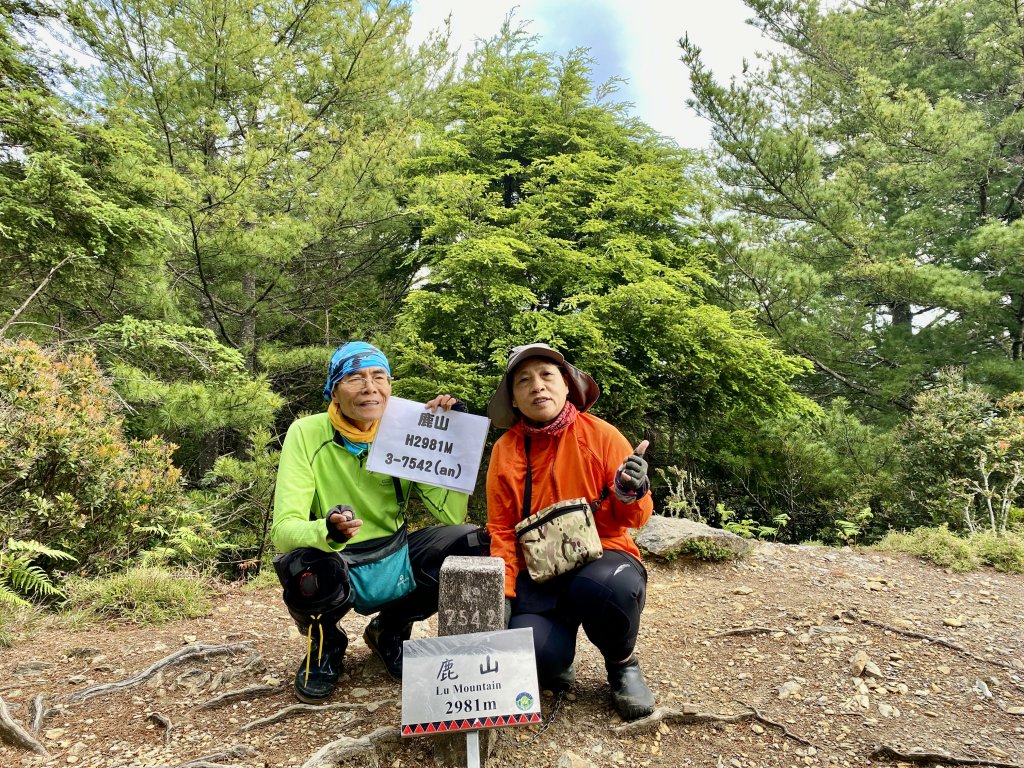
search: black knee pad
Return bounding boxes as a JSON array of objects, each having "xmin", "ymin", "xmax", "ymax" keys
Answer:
[{"xmin": 274, "ymin": 548, "xmax": 352, "ymax": 616}]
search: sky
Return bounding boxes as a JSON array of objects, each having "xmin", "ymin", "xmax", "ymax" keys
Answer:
[{"xmin": 407, "ymin": 0, "xmax": 782, "ymax": 151}]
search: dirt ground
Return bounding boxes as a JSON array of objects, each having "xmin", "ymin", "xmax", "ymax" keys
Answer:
[{"xmin": 1, "ymin": 541, "xmax": 1023, "ymax": 768}]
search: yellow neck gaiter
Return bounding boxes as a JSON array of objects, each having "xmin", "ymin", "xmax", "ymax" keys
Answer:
[{"xmin": 328, "ymin": 401, "xmax": 379, "ymax": 445}]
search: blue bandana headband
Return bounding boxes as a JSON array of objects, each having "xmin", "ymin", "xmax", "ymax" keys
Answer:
[{"xmin": 323, "ymin": 341, "xmax": 391, "ymax": 401}]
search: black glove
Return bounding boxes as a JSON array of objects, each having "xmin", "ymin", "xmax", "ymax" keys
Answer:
[
  {"xmin": 503, "ymin": 598, "xmax": 512, "ymax": 628},
  {"xmin": 325, "ymin": 505, "xmax": 355, "ymax": 543},
  {"xmin": 617, "ymin": 453, "xmax": 648, "ymax": 492}
]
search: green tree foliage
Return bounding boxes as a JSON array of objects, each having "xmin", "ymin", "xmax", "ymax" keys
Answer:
[
  {"xmin": 710, "ymin": 399, "xmax": 899, "ymax": 541},
  {"xmin": 69, "ymin": 0, "xmax": 453, "ymax": 365},
  {"xmin": 0, "ymin": 339, "xmax": 210, "ymax": 570},
  {"xmin": 683, "ymin": 0, "xmax": 1023, "ymax": 419},
  {"xmin": 88, "ymin": 317, "xmax": 283, "ymax": 478},
  {"xmin": 0, "ymin": 0, "xmax": 174, "ymax": 336},
  {"xmin": 190, "ymin": 429, "xmax": 280, "ymax": 576},
  {"xmin": 393, "ymin": 22, "xmax": 810, "ymax": 475}
]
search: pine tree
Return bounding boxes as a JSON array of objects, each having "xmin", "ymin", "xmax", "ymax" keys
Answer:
[
  {"xmin": 683, "ymin": 0, "xmax": 1023, "ymax": 420},
  {"xmin": 69, "ymin": 0, "xmax": 452, "ymax": 367},
  {"xmin": 0, "ymin": 0, "xmax": 172, "ymax": 337}
]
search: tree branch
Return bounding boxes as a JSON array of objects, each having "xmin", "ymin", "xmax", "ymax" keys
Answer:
[{"xmin": 1, "ymin": 255, "xmax": 76, "ymax": 337}]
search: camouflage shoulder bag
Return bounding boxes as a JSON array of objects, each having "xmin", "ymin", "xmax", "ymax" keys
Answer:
[{"xmin": 514, "ymin": 436, "xmax": 605, "ymax": 583}]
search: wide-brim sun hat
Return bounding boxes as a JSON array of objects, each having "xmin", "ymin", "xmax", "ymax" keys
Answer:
[{"xmin": 486, "ymin": 343, "xmax": 600, "ymax": 429}]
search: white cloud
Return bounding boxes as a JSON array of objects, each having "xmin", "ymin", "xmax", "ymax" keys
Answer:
[{"xmin": 407, "ymin": 0, "xmax": 782, "ymax": 149}]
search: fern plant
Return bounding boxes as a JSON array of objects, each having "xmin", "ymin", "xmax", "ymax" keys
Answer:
[{"xmin": 0, "ymin": 539, "xmax": 78, "ymax": 606}]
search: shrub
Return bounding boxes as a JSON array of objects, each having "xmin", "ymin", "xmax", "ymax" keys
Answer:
[
  {"xmin": 63, "ymin": 567, "xmax": 213, "ymax": 624},
  {"xmin": 875, "ymin": 525, "xmax": 980, "ymax": 571},
  {"xmin": 0, "ymin": 340, "xmax": 191, "ymax": 571},
  {"xmin": 678, "ymin": 538, "xmax": 742, "ymax": 562},
  {"xmin": 241, "ymin": 566, "xmax": 281, "ymax": 592},
  {"xmin": 0, "ymin": 608, "xmax": 13, "ymax": 648},
  {"xmin": 720, "ymin": 505, "xmax": 790, "ymax": 541},
  {"xmin": 873, "ymin": 525, "xmax": 1024, "ymax": 572},
  {"xmin": 972, "ymin": 529, "xmax": 1024, "ymax": 573},
  {"xmin": 895, "ymin": 371, "xmax": 1024, "ymax": 533}
]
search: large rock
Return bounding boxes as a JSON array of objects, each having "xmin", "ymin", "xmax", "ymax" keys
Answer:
[{"xmin": 634, "ymin": 515, "xmax": 755, "ymax": 560}]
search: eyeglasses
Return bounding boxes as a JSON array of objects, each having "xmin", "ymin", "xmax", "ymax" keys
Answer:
[{"xmin": 337, "ymin": 371, "xmax": 393, "ymax": 390}]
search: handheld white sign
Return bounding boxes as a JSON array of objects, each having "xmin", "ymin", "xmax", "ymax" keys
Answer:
[
  {"xmin": 365, "ymin": 396, "xmax": 489, "ymax": 494},
  {"xmin": 400, "ymin": 628, "xmax": 541, "ymax": 736}
]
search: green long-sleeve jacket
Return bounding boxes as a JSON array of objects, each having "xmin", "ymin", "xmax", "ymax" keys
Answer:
[{"xmin": 271, "ymin": 412, "xmax": 469, "ymax": 553}]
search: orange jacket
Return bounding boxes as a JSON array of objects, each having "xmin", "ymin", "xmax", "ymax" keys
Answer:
[{"xmin": 486, "ymin": 412, "xmax": 654, "ymax": 597}]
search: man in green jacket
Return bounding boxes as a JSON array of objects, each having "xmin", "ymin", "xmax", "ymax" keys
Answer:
[{"xmin": 272, "ymin": 341, "xmax": 486, "ymax": 703}]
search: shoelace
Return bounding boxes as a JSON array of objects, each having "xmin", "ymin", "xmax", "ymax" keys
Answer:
[{"xmin": 304, "ymin": 613, "xmax": 324, "ymax": 685}]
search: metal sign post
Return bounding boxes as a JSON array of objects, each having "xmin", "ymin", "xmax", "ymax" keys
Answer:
[{"xmin": 466, "ymin": 730, "xmax": 480, "ymax": 768}]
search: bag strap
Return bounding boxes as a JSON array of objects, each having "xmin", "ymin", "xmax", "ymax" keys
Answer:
[
  {"xmin": 522, "ymin": 433, "xmax": 610, "ymax": 519},
  {"xmin": 521, "ymin": 436, "xmax": 533, "ymax": 520},
  {"xmin": 392, "ymin": 475, "xmax": 407, "ymax": 528}
]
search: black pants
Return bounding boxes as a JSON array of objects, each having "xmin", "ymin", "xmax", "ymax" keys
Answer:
[
  {"xmin": 509, "ymin": 549, "xmax": 647, "ymax": 682},
  {"xmin": 278, "ymin": 524, "xmax": 486, "ymax": 632}
]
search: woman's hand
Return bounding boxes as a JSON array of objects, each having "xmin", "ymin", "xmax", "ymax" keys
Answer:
[{"xmin": 615, "ymin": 440, "xmax": 650, "ymax": 498}]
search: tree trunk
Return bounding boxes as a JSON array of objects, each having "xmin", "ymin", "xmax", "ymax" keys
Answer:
[
  {"xmin": 890, "ymin": 301, "xmax": 912, "ymax": 334},
  {"xmin": 1012, "ymin": 295, "xmax": 1024, "ymax": 361}
]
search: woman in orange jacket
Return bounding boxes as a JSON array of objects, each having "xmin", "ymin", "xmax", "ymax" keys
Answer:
[{"xmin": 485, "ymin": 343, "xmax": 656, "ymax": 721}]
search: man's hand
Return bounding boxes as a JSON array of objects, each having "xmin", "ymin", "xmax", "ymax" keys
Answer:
[
  {"xmin": 327, "ymin": 505, "xmax": 362, "ymax": 540},
  {"xmin": 424, "ymin": 394, "xmax": 466, "ymax": 413},
  {"xmin": 615, "ymin": 440, "xmax": 650, "ymax": 494}
]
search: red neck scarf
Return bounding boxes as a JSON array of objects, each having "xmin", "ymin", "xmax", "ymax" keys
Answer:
[{"xmin": 521, "ymin": 401, "xmax": 578, "ymax": 438}]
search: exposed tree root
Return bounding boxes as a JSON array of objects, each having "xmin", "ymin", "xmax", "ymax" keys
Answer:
[
  {"xmin": 149, "ymin": 711, "xmax": 173, "ymax": 746},
  {"xmin": 200, "ymin": 683, "xmax": 284, "ymax": 709},
  {"xmin": 238, "ymin": 699, "xmax": 392, "ymax": 733},
  {"xmin": 871, "ymin": 744, "xmax": 1023, "ymax": 767},
  {"xmin": 0, "ymin": 695, "xmax": 48, "ymax": 755},
  {"xmin": 30, "ymin": 694, "xmax": 45, "ymax": 734},
  {"xmin": 300, "ymin": 726, "xmax": 400, "ymax": 768},
  {"xmin": 610, "ymin": 702, "xmax": 813, "ymax": 746},
  {"xmin": 710, "ymin": 626, "xmax": 780, "ymax": 638},
  {"xmin": 27, "ymin": 694, "xmax": 63, "ymax": 736},
  {"xmin": 66, "ymin": 642, "xmax": 254, "ymax": 703},
  {"xmin": 147, "ymin": 744, "xmax": 255, "ymax": 768},
  {"xmin": 740, "ymin": 702, "xmax": 814, "ymax": 746},
  {"xmin": 842, "ymin": 610, "xmax": 1014, "ymax": 671}
]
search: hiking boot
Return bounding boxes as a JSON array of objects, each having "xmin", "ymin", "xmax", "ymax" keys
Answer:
[
  {"xmin": 363, "ymin": 616, "xmax": 411, "ymax": 680},
  {"xmin": 293, "ymin": 619, "xmax": 348, "ymax": 704},
  {"xmin": 540, "ymin": 663, "xmax": 576, "ymax": 693},
  {"xmin": 607, "ymin": 656, "xmax": 655, "ymax": 720}
]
